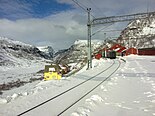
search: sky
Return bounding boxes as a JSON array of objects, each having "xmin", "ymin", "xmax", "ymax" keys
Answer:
[{"xmin": 0, "ymin": 0, "xmax": 155, "ymax": 50}]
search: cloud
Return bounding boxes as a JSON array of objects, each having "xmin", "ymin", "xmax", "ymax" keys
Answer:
[
  {"xmin": 57, "ymin": 0, "xmax": 155, "ymax": 16},
  {"xmin": 0, "ymin": 0, "xmax": 34, "ymax": 20},
  {"xmin": 0, "ymin": 10, "xmax": 87, "ymax": 50},
  {"xmin": 0, "ymin": 0, "xmax": 73, "ymax": 20},
  {"xmin": 0, "ymin": 0, "xmax": 155, "ymax": 50}
]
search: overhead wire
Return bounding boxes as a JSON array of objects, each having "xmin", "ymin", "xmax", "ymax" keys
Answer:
[
  {"xmin": 71, "ymin": 0, "xmax": 87, "ymax": 12},
  {"xmin": 89, "ymin": 0, "xmax": 106, "ymax": 17},
  {"xmin": 71, "ymin": 0, "xmax": 96, "ymax": 18},
  {"xmin": 147, "ymin": 0, "xmax": 150, "ymax": 13},
  {"xmin": 71, "ymin": 0, "xmax": 116, "ymax": 38},
  {"xmin": 91, "ymin": 23, "xmax": 114, "ymax": 37},
  {"xmin": 101, "ymin": 29, "xmax": 122, "ymax": 32}
]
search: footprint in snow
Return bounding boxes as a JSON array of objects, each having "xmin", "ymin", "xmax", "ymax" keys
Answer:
[
  {"xmin": 133, "ymin": 100, "xmax": 140, "ymax": 103},
  {"xmin": 147, "ymin": 94, "xmax": 155, "ymax": 98}
]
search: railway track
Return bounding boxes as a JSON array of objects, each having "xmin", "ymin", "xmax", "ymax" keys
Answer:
[{"xmin": 17, "ymin": 59, "xmax": 121, "ymax": 116}]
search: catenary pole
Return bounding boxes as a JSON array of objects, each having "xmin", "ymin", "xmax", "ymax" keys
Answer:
[{"xmin": 87, "ymin": 8, "xmax": 92, "ymax": 69}]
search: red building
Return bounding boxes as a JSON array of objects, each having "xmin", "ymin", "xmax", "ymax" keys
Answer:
[
  {"xmin": 125, "ymin": 48, "xmax": 138, "ymax": 55},
  {"xmin": 138, "ymin": 48, "xmax": 155, "ymax": 55},
  {"xmin": 109, "ymin": 44, "xmax": 122, "ymax": 51},
  {"xmin": 109, "ymin": 44, "xmax": 126, "ymax": 55}
]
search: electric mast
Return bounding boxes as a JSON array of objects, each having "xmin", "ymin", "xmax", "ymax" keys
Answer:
[{"xmin": 87, "ymin": 8, "xmax": 92, "ymax": 69}]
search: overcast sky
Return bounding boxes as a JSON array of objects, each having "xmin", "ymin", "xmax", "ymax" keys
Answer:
[{"xmin": 0, "ymin": 0, "xmax": 155, "ymax": 50}]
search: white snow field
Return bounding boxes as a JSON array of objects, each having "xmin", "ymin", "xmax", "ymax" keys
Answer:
[
  {"xmin": 71, "ymin": 55, "xmax": 155, "ymax": 116},
  {"xmin": 0, "ymin": 55, "xmax": 155, "ymax": 116}
]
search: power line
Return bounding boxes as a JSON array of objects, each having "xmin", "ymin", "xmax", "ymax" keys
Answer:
[
  {"xmin": 71, "ymin": 0, "xmax": 87, "ymax": 12},
  {"xmin": 91, "ymin": 23, "xmax": 114, "ymax": 37},
  {"xmin": 75, "ymin": 0, "xmax": 88, "ymax": 10},
  {"xmin": 147, "ymin": 0, "xmax": 151, "ymax": 13},
  {"xmin": 101, "ymin": 29, "xmax": 123, "ymax": 32},
  {"xmin": 71, "ymin": 0, "xmax": 95, "ymax": 18},
  {"xmin": 89, "ymin": 0, "xmax": 106, "ymax": 17}
]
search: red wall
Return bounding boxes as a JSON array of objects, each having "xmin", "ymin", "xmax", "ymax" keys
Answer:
[
  {"xmin": 138, "ymin": 49, "xmax": 155, "ymax": 55},
  {"xmin": 126, "ymin": 48, "xmax": 138, "ymax": 55},
  {"xmin": 95, "ymin": 54, "xmax": 102, "ymax": 60}
]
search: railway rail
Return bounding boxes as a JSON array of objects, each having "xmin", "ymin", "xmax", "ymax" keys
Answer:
[{"xmin": 17, "ymin": 59, "xmax": 121, "ymax": 116}]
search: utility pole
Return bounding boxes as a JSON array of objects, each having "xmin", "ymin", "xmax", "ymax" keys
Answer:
[
  {"xmin": 104, "ymin": 33, "xmax": 106, "ymax": 40},
  {"xmin": 87, "ymin": 8, "xmax": 92, "ymax": 69},
  {"xmin": 104, "ymin": 33, "xmax": 107, "ymax": 58}
]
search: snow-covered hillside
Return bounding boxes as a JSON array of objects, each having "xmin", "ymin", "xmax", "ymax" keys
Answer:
[
  {"xmin": 0, "ymin": 37, "xmax": 53, "ymax": 103},
  {"xmin": 0, "ymin": 37, "xmax": 51, "ymax": 69},
  {"xmin": 118, "ymin": 14, "xmax": 155, "ymax": 48},
  {"xmin": 54, "ymin": 39, "xmax": 105, "ymax": 64},
  {"xmin": 37, "ymin": 46, "xmax": 54, "ymax": 58}
]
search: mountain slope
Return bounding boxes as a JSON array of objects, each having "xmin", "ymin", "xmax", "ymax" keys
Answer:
[
  {"xmin": 118, "ymin": 14, "xmax": 155, "ymax": 48},
  {"xmin": 37, "ymin": 46, "xmax": 54, "ymax": 58},
  {"xmin": 0, "ymin": 37, "xmax": 50, "ymax": 68},
  {"xmin": 54, "ymin": 40, "xmax": 105, "ymax": 64}
]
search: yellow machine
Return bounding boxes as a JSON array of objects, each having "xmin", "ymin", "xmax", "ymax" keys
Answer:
[{"xmin": 44, "ymin": 64, "xmax": 62, "ymax": 80}]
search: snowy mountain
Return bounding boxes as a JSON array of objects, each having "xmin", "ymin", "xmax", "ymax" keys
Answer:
[
  {"xmin": 37, "ymin": 46, "xmax": 54, "ymax": 58},
  {"xmin": 0, "ymin": 37, "xmax": 50, "ymax": 68},
  {"xmin": 118, "ymin": 14, "xmax": 155, "ymax": 48},
  {"xmin": 54, "ymin": 39, "xmax": 105, "ymax": 64}
]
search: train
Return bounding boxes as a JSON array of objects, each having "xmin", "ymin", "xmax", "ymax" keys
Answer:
[
  {"xmin": 106, "ymin": 50, "xmax": 116, "ymax": 59},
  {"xmin": 44, "ymin": 63, "xmax": 70, "ymax": 81},
  {"xmin": 94, "ymin": 50, "xmax": 116, "ymax": 60}
]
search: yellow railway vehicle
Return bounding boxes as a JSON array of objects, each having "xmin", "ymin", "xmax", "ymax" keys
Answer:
[{"xmin": 44, "ymin": 64, "xmax": 62, "ymax": 80}]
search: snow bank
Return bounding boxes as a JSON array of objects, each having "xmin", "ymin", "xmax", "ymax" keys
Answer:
[{"xmin": 0, "ymin": 98, "xmax": 7, "ymax": 104}]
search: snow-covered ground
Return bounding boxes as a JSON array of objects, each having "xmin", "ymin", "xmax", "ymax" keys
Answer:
[
  {"xmin": 0, "ymin": 60, "xmax": 47, "ymax": 103},
  {"xmin": 71, "ymin": 55, "xmax": 155, "ymax": 116},
  {"xmin": 0, "ymin": 55, "xmax": 155, "ymax": 116},
  {"xmin": 0, "ymin": 61, "xmax": 45, "ymax": 83}
]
